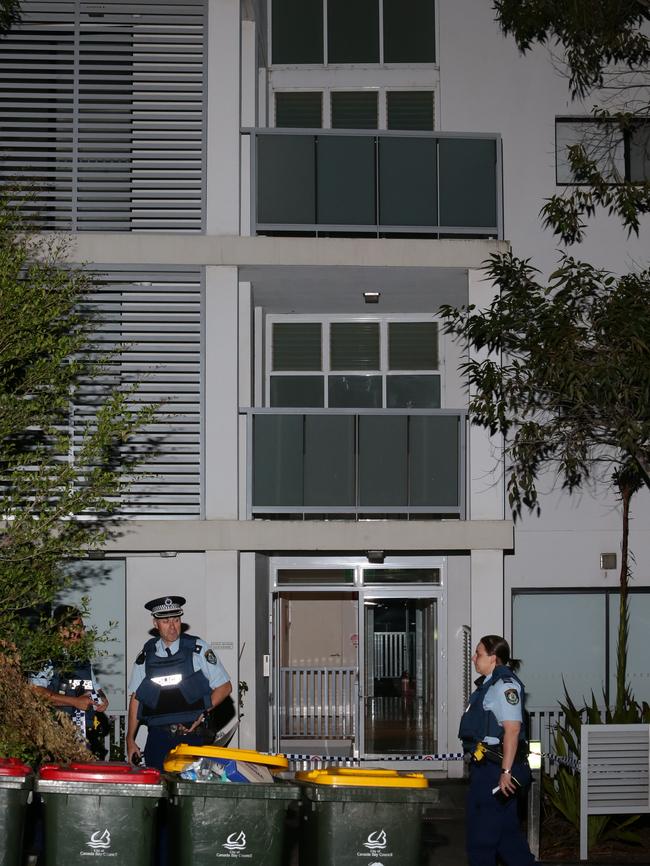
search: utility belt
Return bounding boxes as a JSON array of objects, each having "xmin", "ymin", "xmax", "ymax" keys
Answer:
[{"xmin": 467, "ymin": 740, "xmax": 529, "ymax": 766}]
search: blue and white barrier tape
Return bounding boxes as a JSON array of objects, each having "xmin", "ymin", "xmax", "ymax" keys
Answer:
[{"xmin": 285, "ymin": 752, "xmax": 465, "ymax": 764}]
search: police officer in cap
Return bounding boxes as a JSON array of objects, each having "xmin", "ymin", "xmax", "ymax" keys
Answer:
[
  {"xmin": 126, "ymin": 595, "xmax": 232, "ymax": 770},
  {"xmin": 458, "ymin": 634, "xmax": 535, "ymax": 866}
]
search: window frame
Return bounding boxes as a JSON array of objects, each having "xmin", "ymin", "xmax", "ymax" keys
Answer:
[
  {"xmin": 269, "ymin": 0, "xmax": 437, "ymax": 67},
  {"xmin": 264, "ymin": 313, "xmax": 443, "ymax": 409},
  {"xmin": 555, "ymin": 116, "xmax": 650, "ymax": 186},
  {"xmin": 273, "ymin": 86, "xmax": 435, "ymax": 131}
]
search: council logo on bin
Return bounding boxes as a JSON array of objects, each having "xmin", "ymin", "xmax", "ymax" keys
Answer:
[
  {"xmin": 86, "ymin": 829, "xmax": 111, "ymax": 851},
  {"xmin": 223, "ymin": 831, "xmax": 247, "ymax": 852},
  {"xmin": 363, "ymin": 830, "xmax": 387, "ymax": 851}
]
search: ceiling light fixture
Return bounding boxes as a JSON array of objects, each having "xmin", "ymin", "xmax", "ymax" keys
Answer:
[{"xmin": 363, "ymin": 291, "xmax": 381, "ymax": 304}]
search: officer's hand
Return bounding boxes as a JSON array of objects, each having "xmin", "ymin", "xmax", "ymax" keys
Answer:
[
  {"xmin": 72, "ymin": 693, "xmax": 94, "ymax": 711},
  {"xmin": 93, "ymin": 694, "xmax": 109, "ymax": 712},
  {"xmin": 499, "ymin": 772, "xmax": 516, "ymax": 796},
  {"xmin": 127, "ymin": 738, "xmax": 142, "ymax": 765}
]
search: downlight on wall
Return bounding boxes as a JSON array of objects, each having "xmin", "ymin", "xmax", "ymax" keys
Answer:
[{"xmin": 363, "ymin": 291, "xmax": 381, "ymax": 304}]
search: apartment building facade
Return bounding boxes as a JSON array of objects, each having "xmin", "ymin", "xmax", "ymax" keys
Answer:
[{"xmin": 1, "ymin": 0, "xmax": 648, "ymax": 771}]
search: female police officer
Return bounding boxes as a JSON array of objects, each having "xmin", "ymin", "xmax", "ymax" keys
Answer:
[{"xmin": 458, "ymin": 634, "xmax": 535, "ymax": 866}]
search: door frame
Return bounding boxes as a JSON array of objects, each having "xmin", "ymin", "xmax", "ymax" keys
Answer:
[{"xmin": 269, "ymin": 555, "xmax": 447, "ymax": 759}]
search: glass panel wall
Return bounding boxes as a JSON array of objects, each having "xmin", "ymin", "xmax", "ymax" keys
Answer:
[
  {"xmin": 438, "ymin": 138, "xmax": 497, "ymax": 228},
  {"xmin": 316, "ymin": 136, "xmax": 376, "ymax": 225},
  {"xmin": 378, "ymin": 137, "xmax": 437, "ymax": 226},
  {"xmin": 271, "ymin": 0, "xmax": 323, "ymax": 64}
]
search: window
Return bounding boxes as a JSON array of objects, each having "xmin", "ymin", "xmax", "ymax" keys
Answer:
[
  {"xmin": 267, "ymin": 317, "xmax": 441, "ymax": 408},
  {"xmin": 556, "ymin": 118, "xmax": 650, "ymax": 184},
  {"xmin": 271, "ymin": 0, "xmax": 435, "ymax": 65},
  {"xmin": 275, "ymin": 92, "xmax": 323, "ymax": 128},
  {"xmin": 512, "ymin": 590, "xmax": 650, "ymax": 707},
  {"xmin": 273, "ymin": 89, "xmax": 434, "ymax": 131}
]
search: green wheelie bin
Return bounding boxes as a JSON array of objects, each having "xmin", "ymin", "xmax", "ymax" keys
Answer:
[
  {"xmin": 36, "ymin": 762, "xmax": 165, "ymax": 866},
  {"xmin": 164, "ymin": 744, "xmax": 300, "ymax": 865},
  {"xmin": 297, "ymin": 767, "xmax": 437, "ymax": 866},
  {"xmin": 0, "ymin": 758, "xmax": 33, "ymax": 866}
]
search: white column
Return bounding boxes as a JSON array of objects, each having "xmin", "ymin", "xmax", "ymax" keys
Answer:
[
  {"xmin": 206, "ymin": 0, "xmax": 240, "ymax": 234},
  {"xmin": 470, "ymin": 549, "xmax": 504, "ymax": 642},
  {"xmin": 467, "ymin": 267, "xmax": 505, "ymax": 520},
  {"xmin": 205, "ymin": 266, "xmax": 239, "ymax": 519},
  {"xmin": 204, "ymin": 550, "xmax": 239, "ymax": 703},
  {"xmin": 238, "ymin": 552, "xmax": 257, "ymax": 749},
  {"xmin": 238, "ymin": 282, "xmax": 252, "ymax": 519}
]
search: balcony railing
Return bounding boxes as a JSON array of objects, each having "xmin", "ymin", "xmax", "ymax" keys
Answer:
[
  {"xmin": 243, "ymin": 409, "xmax": 466, "ymax": 519},
  {"xmin": 245, "ymin": 128, "xmax": 502, "ymax": 238}
]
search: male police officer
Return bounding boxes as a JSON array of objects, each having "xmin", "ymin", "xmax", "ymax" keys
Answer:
[{"xmin": 126, "ymin": 595, "xmax": 232, "ymax": 770}]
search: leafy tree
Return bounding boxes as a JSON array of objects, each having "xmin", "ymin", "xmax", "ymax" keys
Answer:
[
  {"xmin": 0, "ymin": 191, "xmax": 155, "ymax": 760},
  {"xmin": 0, "ymin": 0, "xmax": 21, "ymax": 36},
  {"xmin": 495, "ymin": 0, "xmax": 650, "ymax": 241}
]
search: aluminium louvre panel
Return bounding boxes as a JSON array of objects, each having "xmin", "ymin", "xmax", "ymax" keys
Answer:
[
  {"xmin": 73, "ymin": 266, "xmax": 203, "ymax": 518},
  {"xmin": 0, "ymin": 0, "xmax": 206, "ymax": 232}
]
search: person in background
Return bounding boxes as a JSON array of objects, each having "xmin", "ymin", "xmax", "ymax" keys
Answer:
[
  {"xmin": 458, "ymin": 634, "xmax": 535, "ymax": 866},
  {"xmin": 30, "ymin": 604, "xmax": 109, "ymax": 758},
  {"xmin": 126, "ymin": 595, "xmax": 232, "ymax": 770}
]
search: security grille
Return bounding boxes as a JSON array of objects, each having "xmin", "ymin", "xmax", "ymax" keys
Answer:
[
  {"xmin": 78, "ymin": 266, "xmax": 204, "ymax": 517},
  {"xmin": 0, "ymin": 0, "xmax": 206, "ymax": 231}
]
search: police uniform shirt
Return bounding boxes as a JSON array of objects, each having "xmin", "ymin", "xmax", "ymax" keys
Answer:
[
  {"xmin": 127, "ymin": 636, "xmax": 230, "ymax": 695},
  {"xmin": 481, "ymin": 673, "xmax": 524, "ymax": 745},
  {"xmin": 29, "ymin": 663, "xmax": 101, "ymax": 693}
]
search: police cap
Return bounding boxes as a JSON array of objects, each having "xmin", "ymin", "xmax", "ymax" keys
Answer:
[{"xmin": 145, "ymin": 595, "xmax": 185, "ymax": 619}]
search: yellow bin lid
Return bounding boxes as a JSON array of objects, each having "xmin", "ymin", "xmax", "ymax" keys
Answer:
[
  {"xmin": 164, "ymin": 744, "xmax": 289, "ymax": 770},
  {"xmin": 295, "ymin": 767, "xmax": 429, "ymax": 788}
]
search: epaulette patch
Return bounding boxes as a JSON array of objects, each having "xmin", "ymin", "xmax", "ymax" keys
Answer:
[{"xmin": 193, "ymin": 644, "xmax": 202, "ymax": 654}]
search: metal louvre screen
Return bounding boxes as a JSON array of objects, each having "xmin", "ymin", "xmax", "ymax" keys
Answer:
[
  {"xmin": 78, "ymin": 266, "xmax": 203, "ymax": 517},
  {"xmin": 0, "ymin": 0, "xmax": 206, "ymax": 231}
]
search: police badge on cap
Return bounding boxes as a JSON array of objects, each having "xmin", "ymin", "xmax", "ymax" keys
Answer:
[{"xmin": 145, "ymin": 595, "xmax": 185, "ymax": 619}]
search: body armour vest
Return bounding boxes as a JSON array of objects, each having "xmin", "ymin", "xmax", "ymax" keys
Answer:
[
  {"xmin": 135, "ymin": 634, "xmax": 212, "ymax": 727},
  {"xmin": 458, "ymin": 665, "xmax": 527, "ymax": 750},
  {"xmin": 50, "ymin": 659, "xmax": 95, "ymax": 726}
]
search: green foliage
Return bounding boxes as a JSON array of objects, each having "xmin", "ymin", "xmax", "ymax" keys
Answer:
[
  {"xmin": 0, "ymin": 189, "xmax": 155, "ymax": 670},
  {"xmin": 0, "ymin": 0, "xmax": 21, "ymax": 36},
  {"xmin": 544, "ymin": 682, "xmax": 650, "ymax": 848},
  {"xmin": 441, "ymin": 253, "xmax": 650, "ymax": 516}
]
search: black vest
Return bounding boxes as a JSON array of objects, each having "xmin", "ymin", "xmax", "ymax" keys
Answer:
[
  {"xmin": 135, "ymin": 634, "xmax": 212, "ymax": 727},
  {"xmin": 458, "ymin": 665, "xmax": 527, "ymax": 750},
  {"xmin": 50, "ymin": 659, "xmax": 95, "ymax": 725}
]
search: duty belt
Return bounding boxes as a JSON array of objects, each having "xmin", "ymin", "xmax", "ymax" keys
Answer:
[{"xmin": 470, "ymin": 741, "xmax": 529, "ymax": 765}]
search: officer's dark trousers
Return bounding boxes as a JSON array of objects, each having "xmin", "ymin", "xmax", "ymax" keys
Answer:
[
  {"xmin": 143, "ymin": 726, "xmax": 205, "ymax": 770},
  {"xmin": 466, "ymin": 762, "xmax": 535, "ymax": 866}
]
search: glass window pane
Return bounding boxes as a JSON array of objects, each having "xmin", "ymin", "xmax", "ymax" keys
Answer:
[
  {"xmin": 363, "ymin": 568, "xmax": 441, "ymax": 584},
  {"xmin": 253, "ymin": 414, "xmax": 304, "ymax": 506},
  {"xmin": 358, "ymin": 415, "xmax": 407, "ymax": 506},
  {"xmin": 389, "ymin": 322, "xmax": 438, "ymax": 369},
  {"xmin": 277, "ymin": 569, "xmax": 355, "ymax": 584},
  {"xmin": 270, "ymin": 376, "xmax": 324, "ymax": 407},
  {"xmin": 555, "ymin": 119, "xmax": 624, "ymax": 184},
  {"xmin": 608, "ymin": 592, "xmax": 650, "ymax": 705},
  {"xmin": 330, "ymin": 322, "xmax": 380, "ymax": 370},
  {"xmin": 387, "ymin": 91, "xmax": 434, "ymax": 131},
  {"xmin": 328, "ymin": 0, "xmax": 379, "ymax": 63},
  {"xmin": 629, "ymin": 122, "xmax": 650, "ymax": 182},
  {"xmin": 272, "ymin": 0, "xmax": 323, "ymax": 64},
  {"xmin": 275, "ymin": 92, "xmax": 323, "ymax": 128},
  {"xmin": 257, "ymin": 134, "xmax": 315, "ymax": 225},
  {"xmin": 387, "ymin": 375, "xmax": 440, "ymax": 408},
  {"xmin": 331, "ymin": 91, "xmax": 378, "ymax": 129},
  {"xmin": 378, "ymin": 137, "xmax": 437, "ymax": 227},
  {"xmin": 383, "ymin": 0, "xmax": 435, "ymax": 62},
  {"xmin": 317, "ymin": 135, "xmax": 376, "ymax": 225},
  {"xmin": 409, "ymin": 415, "xmax": 459, "ymax": 507},
  {"xmin": 513, "ymin": 593, "xmax": 606, "ymax": 707},
  {"xmin": 329, "ymin": 375, "xmax": 382, "ymax": 408},
  {"xmin": 273, "ymin": 322, "xmax": 322, "ymax": 371},
  {"xmin": 438, "ymin": 138, "xmax": 497, "ymax": 229},
  {"xmin": 304, "ymin": 415, "xmax": 355, "ymax": 506}
]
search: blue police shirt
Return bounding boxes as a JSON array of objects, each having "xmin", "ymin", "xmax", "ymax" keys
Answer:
[
  {"xmin": 481, "ymin": 672, "xmax": 524, "ymax": 744},
  {"xmin": 128, "ymin": 636, "xmax": 230, "ymax": 695}
]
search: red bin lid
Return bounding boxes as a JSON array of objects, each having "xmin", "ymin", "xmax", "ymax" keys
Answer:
[
  {"xmin": 39, "ymin": 762, "xmax": 161, "ymax": 784},
  {"xmin": 0, "ymin": 758, "xmax": 32, "ymax": 777}
]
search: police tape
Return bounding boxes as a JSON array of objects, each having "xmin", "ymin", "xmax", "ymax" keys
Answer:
[
  {"xmin": 544, "ymin": 753, "xmax": 581, "ymax": 771},
  {"xmin": 285, "ymin": 752, "xmax": 465, "ymax": 763}
]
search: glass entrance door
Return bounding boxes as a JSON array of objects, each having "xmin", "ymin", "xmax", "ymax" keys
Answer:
[{"xmin": 361, "ymin": 593, "xmax": 438, "ymax": 755}]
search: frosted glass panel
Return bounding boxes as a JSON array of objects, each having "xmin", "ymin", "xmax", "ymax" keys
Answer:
[
  {"xmin": 512, "ymin": 593, "xmax": 606, "ymax": 707},
  {"xmin": 59, "ymin": 561, "xmax": 126, "ymax": 712},
  {"xmin": 608, "ymin": 592, "xmax": 650, "ymax": 704},
  {"xmin": 253, "ymin": 414, "xmax": 303, "ymax": 505},
  {"xmin": 304, "ymin": 415, "xmax": 355, "ymax": 506}
]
